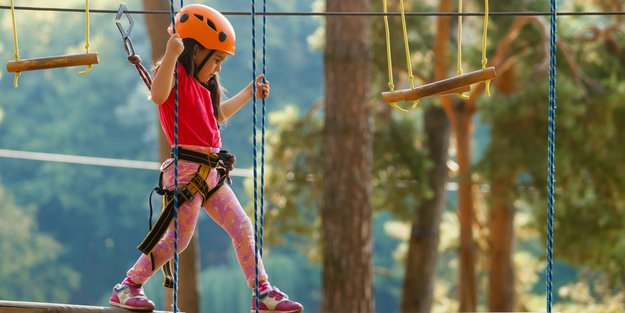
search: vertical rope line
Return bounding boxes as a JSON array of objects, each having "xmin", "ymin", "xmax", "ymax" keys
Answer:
[
  {"xmin": 456, "ymin": 0, "xmax": 468, "ymax": 99},
  {"xmin": 399, "ymin": 0, "xmax": 419, "ymax": 109},
  {"xmin": 457, "ymin": 0, "xmax": 464, "ymax": 76},
  {"xmin": 169, "ymin": 1, "xmax": 180, "ymax": 312},
  {"xmin": 480, "ymin": 0, "xmax": 491, "ymax": 95},
  {"xmin": 79, "ymin": 0, "xmax": 93, "ymax": 75},
  {"xmin": 382, "ymin": 0, "xmax": 409, "ymax": 113},
  {"xmin": 398, "ymin": 0, "xmax": 414, "ymax": 90},
  {"xmin": 260, "ymin": 0, "xmax": 267, "ymax": 261},
  {"xmin": 382, "ymin": 0, "xmax": 394, "ymax": 93},
  {"xmin": 9, "ymin": 0, "xmax": 21, "ymax": 88},
  {"xmin": 251, "ymin": 0, "xmax": 260, "ymax": 311},
  {"xmin": 546, "ymin": 0, "xmax": 557, "ymax": 312}
]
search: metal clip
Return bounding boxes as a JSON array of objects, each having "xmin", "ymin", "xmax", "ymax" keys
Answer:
[{"xmin": 115, "ymin": 3, "xmax": 136, "ymax": 57}]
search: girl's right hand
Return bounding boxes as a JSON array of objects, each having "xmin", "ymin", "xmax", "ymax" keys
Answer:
[{"xmin": 166, "ymin": 33, "xmax": 185, "ymax": 57}]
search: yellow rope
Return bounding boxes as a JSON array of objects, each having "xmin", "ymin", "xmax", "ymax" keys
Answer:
[
  {"xmin": 399, "ymin": 0, "xmax": 419, "ymax": 109},
  {"xmin": 79, "ymin": 0, "xmax": 92, "ymax": 75},
  {"xmin": 382, "ymin": 0, "xmax": 413, "ymax": 112},
  {"xmin": 456, "ymin": 0, "xmax": 468, "ymax": 99},
  {"xmin": 382, "ymin": 0, "xmax": 398, "ymax": 106},
  {"xmin": 481, "ymin": 0, "xmax": 491, "ymax": 96},
  {"xmin": 10, "ymin": 0, "xmax": 21, "ymax": 88},
  {"xmin": 383, "ymin": 0, "xmax": 408, "ymax": 112}
]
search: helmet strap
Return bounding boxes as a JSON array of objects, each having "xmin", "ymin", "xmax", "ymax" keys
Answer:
[{"xmin": 194, "ymin": 50, "xmax": 216, "ymax": 79}]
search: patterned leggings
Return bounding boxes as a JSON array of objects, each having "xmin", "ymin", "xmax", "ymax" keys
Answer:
[{"xmin": 126, "ymin": 146, "xmax": 268, "ymax": 288}]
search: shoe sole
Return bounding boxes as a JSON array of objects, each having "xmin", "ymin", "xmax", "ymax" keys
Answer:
[{"xmin": 109, "ymin": 300, "xmax": 154, "ymax": 312}]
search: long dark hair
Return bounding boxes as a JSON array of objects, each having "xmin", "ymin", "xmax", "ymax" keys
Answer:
[{"xmin": 156, "ymin": 38, "xmax": 222, "ymax": 121}]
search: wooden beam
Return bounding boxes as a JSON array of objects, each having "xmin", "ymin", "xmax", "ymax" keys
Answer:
[
  {"xmin": 6, "ymin": 53, "xmax": 99, "ymax": 73},
  {"xmin": 381, "ymin": 67, "xmax": 496, "ymax": 103},
  {"xmin": 0, "ymin": 300, "xmax": 176, "ymax": 313}
]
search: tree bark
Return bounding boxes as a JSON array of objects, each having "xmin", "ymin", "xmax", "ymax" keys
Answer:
[
  {"xmin": 488, "ymin": 176, "xmax": 515, "ymax": 312},
  {"xmin": 400, "ymin": 107, "xmax": 450, "ymax": 313},
  {"xmin": 141, "ymin": 0, "xmax": 171, "ymax": 162},
  {"xmin": 454, "ymin": 105, "xmax": 477, "ymax": 312},
  {"xmin": 142, "ymin": 1, "xmax": 201, "ymax": 312},
  {"xmin": 321, "ymin": 0, "xmax": 373, "ymax": 312},
  {"xmin": 432, "ymin": 0, "xmax": 478, "ymax": 311}
]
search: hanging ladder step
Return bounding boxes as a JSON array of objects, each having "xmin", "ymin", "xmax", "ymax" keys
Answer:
[
  {"xmin": 6, "ymin": 53, "xmax": 99, "ymax": 73},
  {"xmin": 381, "ymin": 67, "xmax": 496, "ymax": 103}
]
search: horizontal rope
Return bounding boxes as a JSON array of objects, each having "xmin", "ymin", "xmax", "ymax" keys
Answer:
[
  {"xmin": 0, "ymin": 148, "xmax": 252, "ymax": 177},
  {"xmin": 1, "ymin": 5, "xmax": 624, "ymax": 17}
]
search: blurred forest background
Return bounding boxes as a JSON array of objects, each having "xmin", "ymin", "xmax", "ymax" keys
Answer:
[{"xmin": 0, "ymin": 0, "xmax": 624, "ymax": 313}]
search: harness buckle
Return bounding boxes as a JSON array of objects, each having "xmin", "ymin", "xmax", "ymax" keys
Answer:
[{"xmin": 178, "ymin": 185, "xmax": 195, "ymax": 202}]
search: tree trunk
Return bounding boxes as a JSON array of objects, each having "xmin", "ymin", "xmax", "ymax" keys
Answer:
[
  {"xmin": 454, "ymin": 105, "xmax": 476, "ymax": 312},
  {"xmin": 431, "ymin": 0, "xmax": 478, "ymax": 310},
  {"xmin": 321, "ymin": 0, "xmax": 373, "ymax": 312},
  {"xmin": 400, "ymin": 107, "xmax": 450, "ymax": 313},
  {"xmin": 142, "ymin": 1, "xmax": 201, "ymax": 312},
  {"xmin": 488, "ymin": 176, "xmax": 515, "ymax": 311},
  {"xmin": 141, "ymin": 0, "xmax": 173, "ymax": 178}
]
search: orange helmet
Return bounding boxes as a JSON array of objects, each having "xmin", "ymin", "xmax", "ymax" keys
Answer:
[{"xmin": 168, "ymin": 4, "xmax": 236, "ymax": 55}]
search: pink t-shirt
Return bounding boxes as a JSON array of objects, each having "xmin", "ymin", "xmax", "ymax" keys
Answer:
[{"xmin": 158, "ymin": 63, "xmax": 221, "ymax": 148}]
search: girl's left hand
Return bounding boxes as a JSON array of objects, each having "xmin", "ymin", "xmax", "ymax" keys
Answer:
[{"xmin": 253, "ymin": 74, "xmax": 270, "ymax": 99}]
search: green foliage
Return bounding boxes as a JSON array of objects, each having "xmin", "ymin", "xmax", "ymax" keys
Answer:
[
  {"xmin": 0, "ymin": 182, "xmax": 80, "ymax": 301},
  {"xmin": 198, "ymin": 250, "xmax": 321, "ymax": 313},
  {"xmin": 478, "ymin": 0, "xmax": 625, "ymax": 296}
]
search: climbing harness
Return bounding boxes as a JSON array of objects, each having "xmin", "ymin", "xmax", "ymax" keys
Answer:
[{"xmin": 137, "ymin": 148, "xmax": 234, "ymax": 288}]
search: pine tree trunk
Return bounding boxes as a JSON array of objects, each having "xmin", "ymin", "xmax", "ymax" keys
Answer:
[
  {"xmin": 432, "ymin": 0, "xmax": 478, "ymax": 310},
  {"xmin": 142, "ymin": 1, "xmax": 201, "ymax": 311},
  {"xmin": 400, "ymin": 107, "xmax": 450, "ymax": 313},
  {"xmin": 488, "ymin": 176, "xmax": 515, "ymax": 311},
  {"xmin": 321, "ymin": 0, "xmax": 373, "ymax": 312},
  {"xmin": 454, "ymin": 106, "xmax": 477, "ymax": 313}
]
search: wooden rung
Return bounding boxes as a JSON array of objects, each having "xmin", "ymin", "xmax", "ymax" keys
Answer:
[
  {"xmin": 427, "ymin": 85, "xmax": 470, "ymax": 98},
  {"xmin": 6, "ymin": 53, "xmax": 99, "ymax": 73},
  {"xmin": 0, "ymin": 300, "xmax": 179, "ymax": 312},
  {"xmin": 381, "ymin": 67, "xmax": 496, "ymax": 103}
]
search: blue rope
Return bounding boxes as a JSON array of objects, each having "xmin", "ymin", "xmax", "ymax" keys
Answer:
[
  {"xmin": 251, "ymin": 0, "xmax": 261, "ymax": 311},
  {"xmin": 252, "ymin": 0, "xmax": 268, "ymax": 311},
  {"xmin": 546, "ymin": 0, "xmax": 557, "ymax": 312},
  {"xmin": 260, "ymin": 0, "xmax": 267, "ymax": 263},
  {"xmin": 168, "ymin": 1, "xmax": 182, "ymax": 313}
]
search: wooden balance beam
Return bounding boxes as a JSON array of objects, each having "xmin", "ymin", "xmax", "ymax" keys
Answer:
[
  {"xmin": 381, "ymin": 67, "xmax": 497, "ymax": 103},
  {"xmin": 0, "ymin": 300, "xmax": 177, "ymax": 313},
  {"xmin": 6, "ymin": 53, "xmax": 99, "ymax": 73}
]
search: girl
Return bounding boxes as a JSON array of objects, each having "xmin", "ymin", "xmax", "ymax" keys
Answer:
[{"xmin": 109, "ymin": 4, "xmax": 303, "ymax": 313}]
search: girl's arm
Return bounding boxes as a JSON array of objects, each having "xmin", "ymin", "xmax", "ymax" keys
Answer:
[
  {"xmin": 219, "ymin": 74, "xmax": 270, "ymax": 122},
  {"xmin": 151, "ymin": 34, "xmax": 185, "ymax": 105}
]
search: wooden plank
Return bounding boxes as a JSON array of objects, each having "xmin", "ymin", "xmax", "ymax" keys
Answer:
[
  {"xmin": 6, "ymin": 53, "xmax": 99, "ymax": 73},
  {"xmin": 381, "ymin": 67, "xmax": 496, "ymax": 103},
  {"xmin": 0, "ymin": 300, "xmax": 176, "ymax": 313}
]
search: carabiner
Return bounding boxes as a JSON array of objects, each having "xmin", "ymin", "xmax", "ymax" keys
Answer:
[{"xmin": 115, "ymin": 3, "xmax": 136, "ymax": 57}]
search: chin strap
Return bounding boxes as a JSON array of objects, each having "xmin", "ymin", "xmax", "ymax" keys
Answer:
[{"xmin": 194, "ymin": 50, "xmax": 216, "ymax": 79}]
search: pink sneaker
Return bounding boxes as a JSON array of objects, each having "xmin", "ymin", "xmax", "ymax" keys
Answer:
[
  {"xmin": 251, "ymin": 286, "xmax": 303, "ymax": 313},
  {"xmin": 109, "ymin": 278, "xmax": 155, "ymax": 311}
]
